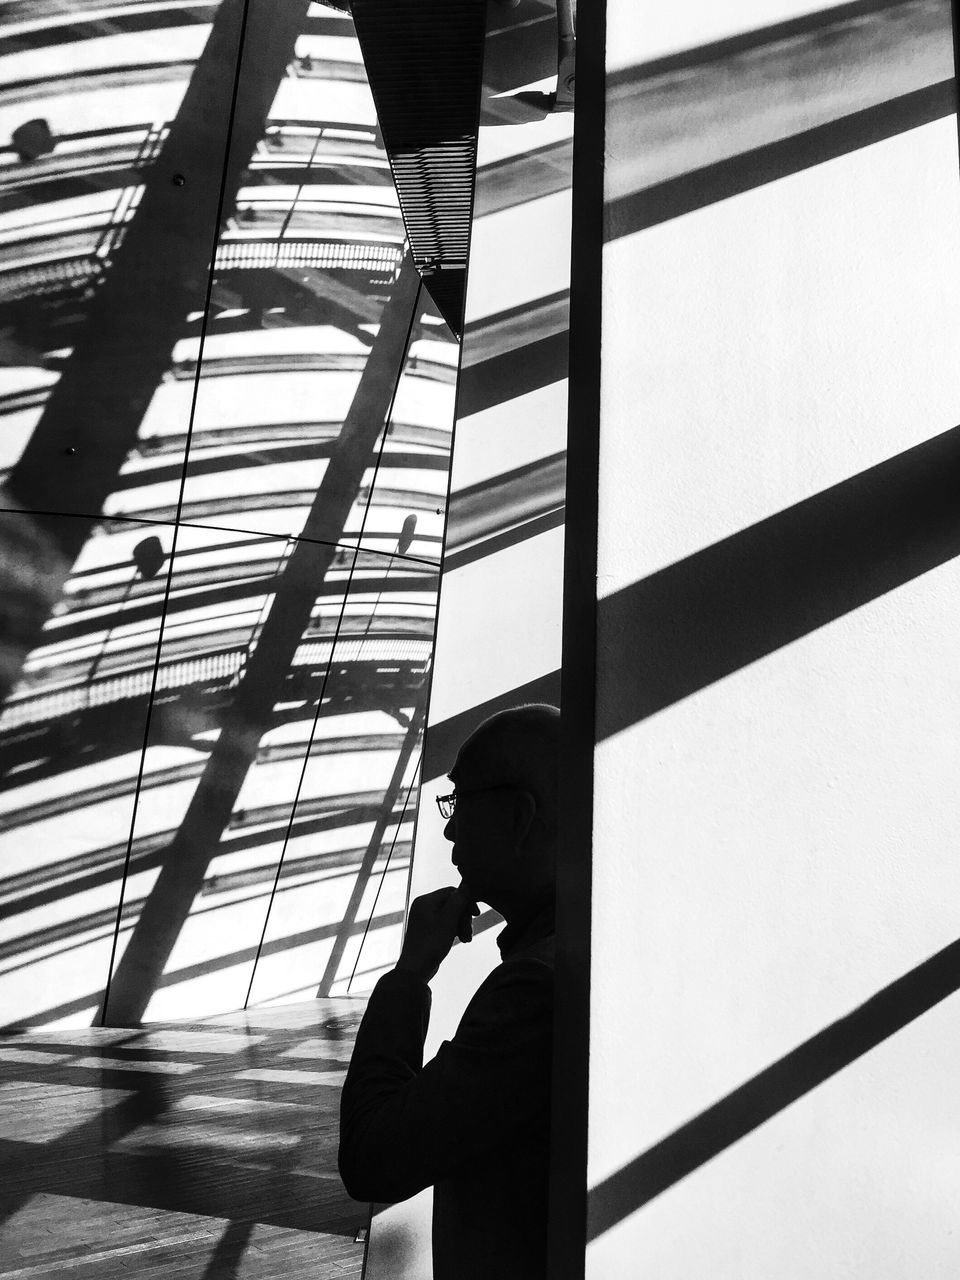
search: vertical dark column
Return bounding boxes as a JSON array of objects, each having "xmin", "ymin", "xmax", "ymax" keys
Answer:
[
  {"xmin": 547, "ymin": 1, "xmax": 607, "ymax": 1276},
  {"xmin": 101, "ymin": 256, "xmax": 422, "ymax": 1028}
]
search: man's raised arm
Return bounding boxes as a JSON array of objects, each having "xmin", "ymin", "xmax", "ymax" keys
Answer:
[{"xmin": 338, "ymin": 888, "xmax": 551, "ymax": 1204}]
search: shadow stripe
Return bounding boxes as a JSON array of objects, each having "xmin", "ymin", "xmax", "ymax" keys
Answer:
[
  {"xmin": 605, "ymin": 79, "xmax": 957, "ymax": 242},
  {"xmin": 446, "ymin": 450, "xmax": 565, "ymax": 551},
  {"xmin": 443, "ymin": 507, "xmax": 565, "ymax": 572},
  {"xmin": 474, "ymin": 138, "xmax": 573, "ymax": 217},
  {"xmin": 596, "ymin": 421, "xmax": 960, "ymax": 742},
  {"xmin": 450, "ymin": 448, "xmax": 566, "ymax": 505},
  {"xmin": 587, "ymin": 933, "xmax": 960, "ymax": 1240},
  {"xmin": 463, "ymin": 290, "xmax": 569, "ymax": 363},
  {"xmin": 457, "ymin": 330, "xmax": 568, "ymax": 418},
  {"xmin": 607, "ymin": 0, "xmax": 931, "ymax": 85},
  {"xmin": 471, "ymin": 907, "xmax": 503, "ymax": 935}
]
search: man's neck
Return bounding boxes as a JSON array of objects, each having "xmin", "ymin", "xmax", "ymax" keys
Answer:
[{"xmin": 496, "ymin": 888, "xmax": 555, "ymax": 958}]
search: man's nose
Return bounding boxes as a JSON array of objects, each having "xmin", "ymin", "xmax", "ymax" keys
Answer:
[{"xmin": 443, "ymin": 812, "xmax": 456, "ymax": 842}]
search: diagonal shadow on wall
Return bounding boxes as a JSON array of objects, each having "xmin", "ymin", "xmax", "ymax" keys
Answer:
[
  {"xmin": 596, "ymin": 420, "xmax": 960, "ymax": 742},
  {"xmin": 438, "ymin": 421, "xmax": 960, "ymax": 754},
  {"xmin": 603, "ymin": 0, "xmax": 958, "ymax": 244},
  {"xmin": 606, "ymin": 80, "xmax": 956, "ymax": 242},
  {"xmin": 587, "ymin": 932, "xmax": 960, "ymax": 1241}
]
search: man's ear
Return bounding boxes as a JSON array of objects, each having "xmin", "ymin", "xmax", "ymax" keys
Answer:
[{"xmin": 512, "ymin": 789, "xmax": 537, "ymax": 849}]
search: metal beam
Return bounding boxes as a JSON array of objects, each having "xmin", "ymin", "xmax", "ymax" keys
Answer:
[
  {"xmin": 101, "ymin": 256, "xmax": 421, "ymax": 1026},
  {"xmin": 2, "ymin": 0, "xmax": 309, "ymax": 706}
]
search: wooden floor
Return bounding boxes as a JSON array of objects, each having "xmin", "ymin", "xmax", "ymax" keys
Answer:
[{"xmin": 0, "ymin": 999, "xmax": 370, "ymax": 1278}]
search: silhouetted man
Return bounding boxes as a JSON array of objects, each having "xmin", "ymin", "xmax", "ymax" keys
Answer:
[{"xmin": 338, "ymin": 704, "xmax": 559, "ymax": 1280}]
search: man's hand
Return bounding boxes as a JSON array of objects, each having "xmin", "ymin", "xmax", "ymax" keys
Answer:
[{"xmin": 395, "ymin": 886, "xmax": 480, "ymax": 983}]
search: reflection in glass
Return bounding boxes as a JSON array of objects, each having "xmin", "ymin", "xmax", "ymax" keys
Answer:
[{"xmin": 0, "ymin": 4, "xmax": 457, "ymax": 1029}]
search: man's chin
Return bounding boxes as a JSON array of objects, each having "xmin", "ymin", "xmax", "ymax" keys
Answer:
[{"xmin": 455, "ymin": 875, "xmax": 482, "ymax": 909}]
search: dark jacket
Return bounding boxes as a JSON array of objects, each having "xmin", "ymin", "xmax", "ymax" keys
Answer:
[{"xmin": 338, "ymin": 903, "xmax": 555, "ymax": 1279}]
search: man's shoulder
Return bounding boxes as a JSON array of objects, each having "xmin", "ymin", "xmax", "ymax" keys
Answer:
[
  {"xmin": 462, "ymin": 939, "xmax": 555, "ymax": 1022},
  {"xmin": 506, "ymin": 933, "xmax": 554, "ymax": 968},
  {"xmin": 449, "ymin": 949, "xmax": 553, "ymax": 1051}
]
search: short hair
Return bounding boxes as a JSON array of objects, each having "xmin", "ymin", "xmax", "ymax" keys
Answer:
[{"xmin": 459, "ymin": 704, "xmax": 561, "ymax": 837}]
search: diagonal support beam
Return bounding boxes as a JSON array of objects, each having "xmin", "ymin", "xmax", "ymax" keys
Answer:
[
  {"xmin": 101, "ymin": 256, "xmax": 421, "ymax": 1027},
  {"xmin": 2, "ymin": 0, "xmax": 309, "ymax": 706}
]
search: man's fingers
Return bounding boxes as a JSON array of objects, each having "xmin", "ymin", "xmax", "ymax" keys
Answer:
[
  {"xmin": 410, "ymin": 887, "xmax": 459, "ymax": 918},
  {"xmin": 455, "ymin": 896, "xmax": 477, "ymax": 944},
  {"xmin": 409, "ymin": 886, "xmax": 476, "ymax": 945}
]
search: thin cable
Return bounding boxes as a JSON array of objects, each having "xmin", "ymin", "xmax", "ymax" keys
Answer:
[
  {"xmin": 83, "ymin": 570, "xmax": 136, "ymax": 708},
  {"xmin": 347, "ymin": 751, "xmax": 421, "ymax": 992},
  {"xmin": 277, "ymin": 126, "xmax": 322, "ymax": 242},
  {"xmin": 242, "ymin": 506, "xmax": 382, "ymax": 1009},
  {"xmin": 101, "ymin": 0, "xmax": 256, "ymax": 1027},
  {"xmin": 392, "ymin": 245, "xmax": 470, "ymax": 945},
  {"xmin": 355, "ymin": 549, "xmax": 394, "ymax": 650},
  {"xmin": 244, "ymin": 279, "xmax": 422, "ymax": 1009}
]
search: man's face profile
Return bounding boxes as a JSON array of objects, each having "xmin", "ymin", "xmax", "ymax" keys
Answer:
[
  {"xmin": 440, "ymin": 705, "xmax": 559, "ymax": 919},
  {"xmin": 442, "ymin": 732, "xmax": 520, "ymax": 912}
]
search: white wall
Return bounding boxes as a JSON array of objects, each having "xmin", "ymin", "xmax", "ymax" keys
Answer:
[{"xmin": 589, "ymin": 0, "xmax": 960, "ymax": 1275}]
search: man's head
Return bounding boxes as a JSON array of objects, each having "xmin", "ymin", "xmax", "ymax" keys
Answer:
[{"xmin": 443, "ymin": 704, "xmax": 560, "ymax": 918}]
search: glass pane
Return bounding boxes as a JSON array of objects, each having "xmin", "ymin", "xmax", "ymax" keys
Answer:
[
  {"xmin": 340, "ymin": 286, "xmax": 458, "ymax": 566},
  {"xmin": 0, "ymin": 3, "xmax": 457, "ymax": 1035},
  {"xmin": 245, "ymin": 546, "xmax": 436, "ymax": 1006},
  {"xmin": 0, "ymin": 4, "xmax": 247, "ymax": 1031},
  {"xmin": 103, "ymin": 521, "xmax": 298, "ymax": 1023},
  {"xmin": 176, "ymin": 10, "xmax": 407, "ymax": 541},
  {"xmin": 0, "ymin": 513, "xmax": 172, "ymax": 1029},
  {"xmin": 106, "ymin": 537, "xmax": 437, "ymax": 1022}
]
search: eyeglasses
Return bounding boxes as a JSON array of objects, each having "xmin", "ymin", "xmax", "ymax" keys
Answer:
[{"xmin": 436, "ymin": 784, "xmax": 518, "ymax": 820}]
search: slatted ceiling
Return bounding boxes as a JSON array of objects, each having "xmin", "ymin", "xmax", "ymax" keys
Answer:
[
  {"xmin": 350, "ymin": 0, "xmax": 486, "ymax": 337},
  {"xmin": 390, "ymin": 139, "xmax": 477, "ymax": 253}
]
